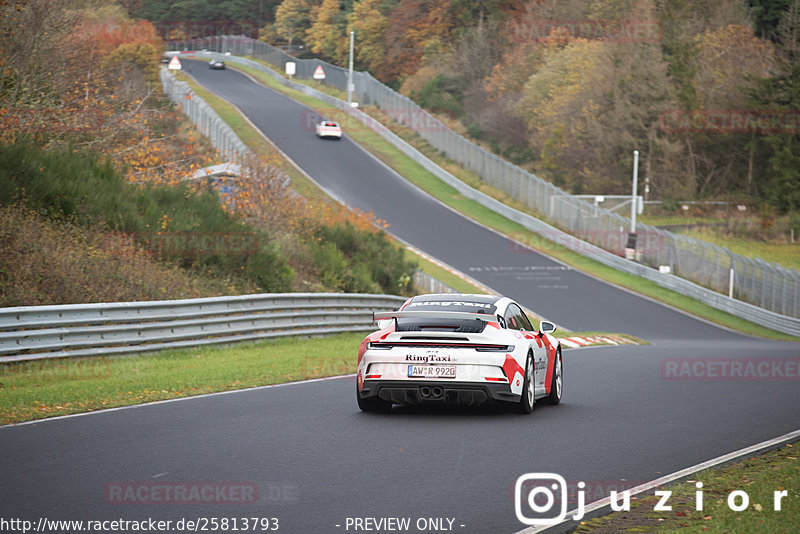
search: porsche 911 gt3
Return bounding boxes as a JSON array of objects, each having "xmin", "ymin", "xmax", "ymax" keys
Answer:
[{"xmin": 356, "ymin": 294, "xmax": 563, "ymax": 414}]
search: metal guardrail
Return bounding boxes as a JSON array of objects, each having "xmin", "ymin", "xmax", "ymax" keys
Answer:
[
  {"xmin": 162, "ymin": 45, "xmax": 800, "ymax": 337},
  {"xmin": 0, "ymin": 293, "xmax": 408, "ymax": 363}
]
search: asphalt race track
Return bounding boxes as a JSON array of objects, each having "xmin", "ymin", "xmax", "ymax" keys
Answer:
[{"xmin": 1, "ymin": 61, "xmax": 797, "ymax": 534}]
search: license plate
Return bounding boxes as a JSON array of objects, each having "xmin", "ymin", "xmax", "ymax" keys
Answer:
[{"xmin": 407, "ymin": 365, "xmax": 456, "ymax": 379}]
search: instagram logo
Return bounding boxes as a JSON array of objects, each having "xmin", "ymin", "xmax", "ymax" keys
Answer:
[{"xmin": 514, "ymin": 473, "xmax": 584, "ymax": 526}]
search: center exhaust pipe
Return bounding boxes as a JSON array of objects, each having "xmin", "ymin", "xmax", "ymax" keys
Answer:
[{"xmin": 419, "ymin": 386, "xmax": 444, "ymax": 399}]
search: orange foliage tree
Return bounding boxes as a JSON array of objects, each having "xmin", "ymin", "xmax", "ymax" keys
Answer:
[
  {"xmin": 306, "ymin": 0, "xmax": 349, "ymax": 63},
  {"xmin": 382, "ymin": 0, "xmax": 453, "ymax": 81}
]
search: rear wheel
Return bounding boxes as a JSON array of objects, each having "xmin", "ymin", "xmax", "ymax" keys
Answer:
[
  {"xmin": 357, "ymin": 384, "xmax": 392, "ymax": 413},
  {"xmin": 516, "ymin": 353, "xmax": 534, "ymax": 414},
  {"xmin": 546, "ymin": 349, "xmax": 563, "ymax": 405}
]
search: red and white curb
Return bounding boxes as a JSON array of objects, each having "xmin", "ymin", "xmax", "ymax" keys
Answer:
[{"xmin": 557, "ymin": 335, "xmax": 639, "ymax": 349}]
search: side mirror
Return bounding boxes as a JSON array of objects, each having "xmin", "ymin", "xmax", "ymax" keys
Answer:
[{"xmin": 540, "ymin": 321, "xmax": 557, "ymax": 334}]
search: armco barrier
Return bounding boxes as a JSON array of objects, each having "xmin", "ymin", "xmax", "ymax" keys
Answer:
[
  {"xmin": 165, "ymin": 51, "xmax": 800, "ymax": 338},
  {"xmin": 0, "ymin": 293, "xmax": 408, "ymax": 363}
]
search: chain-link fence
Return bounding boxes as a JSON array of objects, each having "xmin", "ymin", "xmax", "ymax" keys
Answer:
[
  {"xmin": 165, "ymin": 38, "xmax": 800, "ymax": 321},
  {"xmin": 413, "ymin": 271, "xmax": 458, "ymax": 295}
]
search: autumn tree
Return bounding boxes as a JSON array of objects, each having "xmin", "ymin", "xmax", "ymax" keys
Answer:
[
  {"xmin": 693, "ymin": 25, "xmax": 774, "ymax": 109},
  {"xmin": 383, "ymin": 0, "xmax": 453, "ymax": 80},
  {"xmin": 449, "ymin": 0, "xmax": 524, "ymax": 30},
  {"xmin": 0, "ymin": 0, "xmax": 80, "ymax": 106},
  {"xmin": 305, "ymin": 0, "xmax": 349, "ymax": 63},
  {"xmin": 514, "ymin": 38, "xmax": 613, "ymax": 191},
  {"xmin": 347, "ymin": 0, "xmax": 394, "ymax": 74},
  {"xmin": 510, "ymin": 0, "xmax": 680, "ymax": 196},
  {"xmin": 421, "ymin": 22, "xmax": 507, "ymax": 128},
  {"xmin": 673, "ymin": 24, "xmax": 775, "ymax": 197},
  {"xmin": 133, "ymin": 0, "xmax": 280, "ymax": 28},
  {"xmin": 656, "ymin": 0, "xmax": 753, "ymax": 108},
  {"xmin": 274, "ymin": 0, "xmax": 319, "ymax": 47},
  {"xmin": 747, "ymin": 1, "xmax": 800, "ymax": 213}
]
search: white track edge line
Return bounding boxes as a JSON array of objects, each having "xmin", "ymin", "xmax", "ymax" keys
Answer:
[{"xmin": 0, "ymin": 373, "xmax": 356, "ymax": 429}]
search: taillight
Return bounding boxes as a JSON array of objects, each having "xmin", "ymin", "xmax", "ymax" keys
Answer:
[{"xmin": 474, "ymin": 345, "xmax": 515, "ymax": 352}]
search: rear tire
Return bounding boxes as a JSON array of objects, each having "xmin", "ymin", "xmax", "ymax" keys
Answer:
[
  {"xmin": 545, "ymin": 349, "xmax": 563, "ymax": 405},
  {"xmin": 357, "ymin": 385, "xmax": 392, "ymax": 413},
  {"xmin": 516, "ymin": 353, "xmax": 534, "ymax": 414}
]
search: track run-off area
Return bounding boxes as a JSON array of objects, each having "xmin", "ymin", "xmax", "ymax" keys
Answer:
[{"xmin": 1, "ymin": 61, "xmax": 798, "ymax": 534}]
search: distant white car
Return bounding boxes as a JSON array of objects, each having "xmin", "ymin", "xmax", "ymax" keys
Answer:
[
  {"xmin": 315, "ymin": 120, "xmax": 342, "ymax": 140},
  {"xmin": 209, "ymin": 59, "xmax": 226, "ymax": 70}
]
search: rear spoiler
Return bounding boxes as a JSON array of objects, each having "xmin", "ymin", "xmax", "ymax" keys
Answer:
[{"xmin": 372, "ymin": 310, "xmax": 497, "ymax": 325}]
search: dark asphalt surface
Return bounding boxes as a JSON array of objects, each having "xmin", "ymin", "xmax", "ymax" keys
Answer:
[{"xmin": 1, "ymin": 61, "xmax": 797, "ymax": 534}]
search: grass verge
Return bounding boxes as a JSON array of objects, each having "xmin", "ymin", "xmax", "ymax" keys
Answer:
[
  {"xmin": 575, "ymin": 441, "xmax": 799, "ymax": 533},
  {"xmin": 680, "ymin": 228, "xmax": 800, "ymax": 271},
  {"xmin": 210, "ymin": 60, "xmax": 799, "ymax": 342},
  {"xmin": 0, "ymin": 333, "xmax": 363, "ymax": 425}
]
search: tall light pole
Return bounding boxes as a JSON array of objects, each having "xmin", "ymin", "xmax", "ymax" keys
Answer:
[
  {"xmin": 347, "ymin": 31, "xmax": 354, "ymax": 105},
  {"xmin": 624, "ymin": 150, "xmax": 640, "ymax": 261},
  {"xmin": 630, "ymin": 150, "xmax": 639, "ymax": 234}
]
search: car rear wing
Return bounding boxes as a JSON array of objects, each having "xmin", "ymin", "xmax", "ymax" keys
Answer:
[{"xmin": 372, "ymin": 310, "xmax": 497, "ymax": 325}]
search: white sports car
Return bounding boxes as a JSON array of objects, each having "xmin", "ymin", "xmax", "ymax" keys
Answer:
[
  {"xmin": 356, "ymin": 294, "xmax": 563, "ymax": 413},
  {"xmin": 315, "ymin": 120, "xmax": 342, "ymax": 139}
]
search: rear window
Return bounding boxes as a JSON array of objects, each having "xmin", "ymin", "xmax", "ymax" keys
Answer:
[
  {"xmin": 404, "ymin": 299, "xmax": 496, "ymax": 315},
  {"xmin": 396, "ymin": 318, "xmax": 487, "ymax": 333}
]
